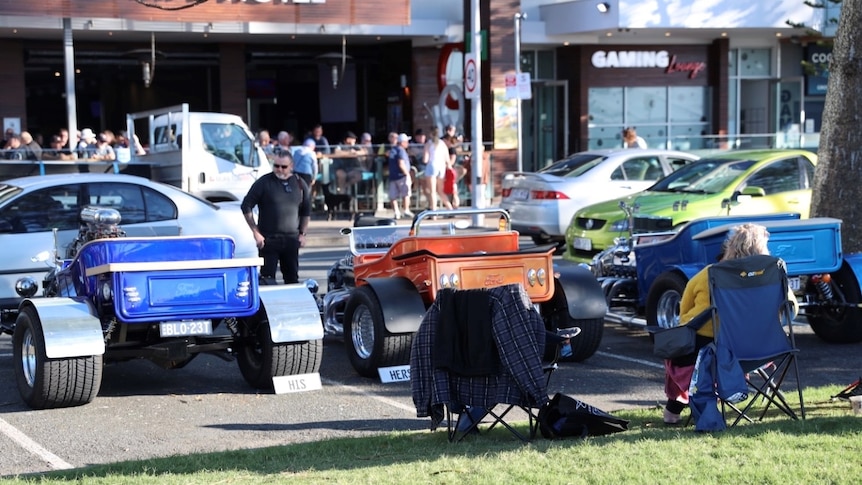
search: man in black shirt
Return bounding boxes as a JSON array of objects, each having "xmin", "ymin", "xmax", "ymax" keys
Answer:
[{"xmin": 241, "ymin": 149, "xmax": 311, "ymax": 285}]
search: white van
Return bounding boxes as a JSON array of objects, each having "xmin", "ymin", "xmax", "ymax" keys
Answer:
[{"xmin": 126, "ymin": 104, "xmax": 272, "ymax": 202}]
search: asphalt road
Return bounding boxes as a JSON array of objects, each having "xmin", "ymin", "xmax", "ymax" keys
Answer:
[{"xmin": 0, "ymin": 239, "xmax": 859, "ymax": 477}]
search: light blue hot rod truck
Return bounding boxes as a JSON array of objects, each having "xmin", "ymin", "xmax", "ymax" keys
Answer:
[
  {"xmin": 3, "ymin": 207, "xmax": 323, "ymax": 409},
  {"xmin": 591, "ymin": 209, "xmax": 862, "ymax": 344}
]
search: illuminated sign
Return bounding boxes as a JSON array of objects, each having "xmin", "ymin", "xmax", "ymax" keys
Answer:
[{"xmin": 591, "ymin": 50, "xmax": 705, "ymax": 79}]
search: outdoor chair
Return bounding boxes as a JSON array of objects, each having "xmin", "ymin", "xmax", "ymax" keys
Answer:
[
  {"xmin": 689, "ymin": 254, "xmax": 805, "ymax": 430},
  {"xmin": 410, "ymin": 284, "xmax": 556, "ymax": 442}
]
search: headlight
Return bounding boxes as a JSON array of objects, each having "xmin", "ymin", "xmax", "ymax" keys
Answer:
[
  {"xmin": 609, "ymin": 219, "xmax": 630, "ymax": 232},
  {"xmin": 15, "ymin": 277, "xmax": 39, "ymax": 298}
]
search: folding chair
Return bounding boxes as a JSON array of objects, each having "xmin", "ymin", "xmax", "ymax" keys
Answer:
[
  {"xmin": 452, "ymin": 326, "xmax": 581, "ymax": 442},
  {"xmin": 695, "ymin": 254, "xmax": 805, "ymax": 428},
  {"xmin": 409, "ymin": 284, "xmax": 555, "ymax": 443}
]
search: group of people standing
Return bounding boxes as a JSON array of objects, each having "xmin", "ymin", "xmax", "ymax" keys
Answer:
[
  {"xmin": 388, "ymin": 124, "xmax": 465, "ymax": 219},
  {"xmin": 1, "ymin": 126, "xmax": 145, "ymax": 162},
  {"xmin": 241, "ymin": 122, "xmax": 469, "ymax": 285}
]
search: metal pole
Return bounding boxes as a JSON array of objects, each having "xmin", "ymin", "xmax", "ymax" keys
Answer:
[
  {"xmin": 514, "ymin": 12, "xmax": 525, "ymax": 173},
  {"xmin": 63, "ymin": 18, "xmax": 78, "ymax": 152},
  {"xmin": 471, "ymin": 0, "xmax": 485, "ymax": 225}
]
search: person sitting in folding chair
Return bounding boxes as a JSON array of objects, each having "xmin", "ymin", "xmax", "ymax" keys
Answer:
[{"xmin": 662, "ymin": 223, "xmax": 798, "ymax": 425}]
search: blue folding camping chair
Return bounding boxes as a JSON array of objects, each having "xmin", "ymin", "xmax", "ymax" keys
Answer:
[{"xmin": 690, "ymin": 254, "xmax": 805, "ymax": 430}]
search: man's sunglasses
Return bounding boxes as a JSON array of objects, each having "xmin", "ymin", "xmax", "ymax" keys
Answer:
[{"xmin": 273, "ymin": 164, "xmax": 290, "ymax": 169}]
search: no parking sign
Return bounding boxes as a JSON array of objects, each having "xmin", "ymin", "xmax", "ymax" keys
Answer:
[{"xmin": 464, "ymin": 53, "xmax": 478, "ymax": 99}]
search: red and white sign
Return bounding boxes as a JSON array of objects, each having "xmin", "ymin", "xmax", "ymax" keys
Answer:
[
  {"xmin": 505, "ymin": 72, "xmax": 532, "ymax": 100},
  {"xmin": 464, "ymin": 54, "xmax": 478, "ymax": 99}
]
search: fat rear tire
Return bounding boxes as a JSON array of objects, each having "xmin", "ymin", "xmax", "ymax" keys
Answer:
[
  {"xmin": 237, "ymin": 313, "xmax": 323, "ymax": 390},
  {"xmin": 808, "ymin": 262, "xmax": 862, "ymax": 343},
  {"xmin": 13, "ymin": 306, "xmax": 102, "ymax": 409},
  {"xmin": 645, "ymin": 272, "xmax": 688, "ymax": 329},
  {"xmin": 545, "ymin": 311, "xmax": 603, "ymax": 363},
  {"xmin": 344, "ymin": 286, "xmax": 413, "ymax": 377}
]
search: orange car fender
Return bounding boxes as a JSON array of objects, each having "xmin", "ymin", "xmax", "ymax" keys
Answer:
[{"xmin": 362, "ymin": 277, "xmax": 427, "ymax": 334}]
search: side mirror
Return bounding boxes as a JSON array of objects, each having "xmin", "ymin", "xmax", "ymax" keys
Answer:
[{"xmin": 739, "ymin": 186, "xmax": 766, "ymax": 197}]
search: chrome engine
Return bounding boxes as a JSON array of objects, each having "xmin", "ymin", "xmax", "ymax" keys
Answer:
[{"xmin": 66, "ymin": 206, "xmax": 126, "ymax": 259}]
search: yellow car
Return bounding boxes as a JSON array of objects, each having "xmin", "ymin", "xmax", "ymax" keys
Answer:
[{"xmin": 564, "ymin": 149, "xmax": 817, "ymax": 263}]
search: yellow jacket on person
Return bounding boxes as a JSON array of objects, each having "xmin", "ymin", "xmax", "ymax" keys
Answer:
[{"xmin": 679, "ymin": 264, "xmax": 799, "ymax": 338}]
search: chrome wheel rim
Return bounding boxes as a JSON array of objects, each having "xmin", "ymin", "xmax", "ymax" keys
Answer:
[
  {"xmin": 20, "ymin": 327, "xmax": 36, "ymax": 388},
  {"xmin": 656, "ymin": 290, "xmax": 681, "ymax": 329},
  {"xmin": 351, "ymin": 305, "xmax": 375, "ymax": 360}
]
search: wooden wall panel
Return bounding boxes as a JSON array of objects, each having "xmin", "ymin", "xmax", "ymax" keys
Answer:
[
  {"xmin": 0, "ymin": 0, "xmax": 410, "ymax": 25},
  {"xmin": 219, "ymin": 43, "xmax": 247, "ymax": 119},
  {"xmin": 0, "ymin": 40, "xmax": 27, "ymax": 130}
]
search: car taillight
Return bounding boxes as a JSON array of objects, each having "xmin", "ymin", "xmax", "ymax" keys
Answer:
[
  {"xmin": 531, "ymin": 190, "xmax": 569, "ymax": 200},
  {"xmin": 501, "ymin": 188, "xmax": 512, "ymax": 197}
]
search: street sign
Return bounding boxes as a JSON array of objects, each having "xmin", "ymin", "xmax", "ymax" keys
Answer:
[
  {"xmin": 464, "ymin": 53, "xmax": 478, "ymax": 99},
  {"xmin": 505, "ymin": 72, "xmax": 531, "ymax": 100}
]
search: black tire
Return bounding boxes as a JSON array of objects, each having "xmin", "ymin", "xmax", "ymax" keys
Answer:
[
  {"xmin": 645, "ymin": 272, "xmax": 689, "ymax": 329},
  {"xmin": 343, "ymin": 286, "xmax": 413, "ymax": 377},
  {"xmin": 236, "ymin": 311, "xmax": 323, "ymax": 390},
  {"xmin": 541, "ymin": 276, "xmax": 604, "ymax": 362},
  {"xmin": 12, "ymin": 306, "xmax": 102, "ymax": 409},
  {"xmin": 807, "ymin": 262, "xmax": 862, "ymax": 343},
  {"xmin": 542, "ymin": 299, "xmax": 603, "ymax": 363}
]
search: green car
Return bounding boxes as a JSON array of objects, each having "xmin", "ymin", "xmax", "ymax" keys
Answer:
[{"xmin": 564, "ymin": 149, "xmax": 818, "ymax": 263}]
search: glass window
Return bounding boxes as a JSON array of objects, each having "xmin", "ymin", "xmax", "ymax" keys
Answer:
[
  {"xmin": 89, "ymin": 183, "xmax": 147, "ymax": 224},
  {"xmin": 142, "ymin": 187, "xmax": 178, "ymax": 221},
  {"xmin": 621, "ymin": 157, "xmax": 663, "ymax": 181},
  {"xmin": 201, "ymin": 123, "xmax": 257, "ymax": 167},
  {"xmin": 537, "ymin": 50, "xmax": 555, "ymax": 80},
  {"xmin": 588, "ymin": 125, "xmax": 623, "ymax": 149},
  {"xmin": 588, "ymin": 87, "xmax": 623, "ymax": 125},
  {"xmin": 728, "ymin": 49, "xmax": 737, "ymax": 76},
  {"xmin": 626, "ymin": 87, "xmax": 667, "ymax": 124},
  {"xmin": 744, "ymin": 158, "xmax": 802, "ymax": 195},
  {"xmin": 670, "ymin": 87, "xmax": 709, "ymax": 123},
  {"xmin": 587, "ymin": 86, "xmax": 709, "ymax": 150},
  {"xmin": 0, "ymin": 185, "xmax": 79, "ymax": 234},
  {"xmin": 738, "ymin": 48, "xmax": 771, "ymax": 77}
]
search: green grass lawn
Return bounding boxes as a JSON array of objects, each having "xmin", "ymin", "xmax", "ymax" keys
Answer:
[{"xmin": 5, "ymin": 386, "xmax": 862, "ymax": 484}]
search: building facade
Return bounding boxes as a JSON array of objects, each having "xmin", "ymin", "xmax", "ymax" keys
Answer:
[{"xmin": 0, "ymin": 0, "xmax": 840, "ymax": 193}]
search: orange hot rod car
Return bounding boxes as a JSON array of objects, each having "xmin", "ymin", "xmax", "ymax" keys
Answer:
[{"xmin": 321, "ymin": 208, "xmax": 608, "ymax": 377}]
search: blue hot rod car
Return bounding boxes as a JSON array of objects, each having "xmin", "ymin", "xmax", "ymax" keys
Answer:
[
  {"xmin": 3, "ymin": 207, "xmax": 323, "ymax": 409},
  {"xmin": 591, "ymin": 210, "xmax": 862, "ymax": 344}
]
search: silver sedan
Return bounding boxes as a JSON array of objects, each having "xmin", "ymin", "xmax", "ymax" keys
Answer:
[
  {"xmin": 500, "ymin": 149, "xmax": 699, "ymax": 245},
  {"xmin": 0, "ymin": 173, "xmax": 257, "ymax": 312}
]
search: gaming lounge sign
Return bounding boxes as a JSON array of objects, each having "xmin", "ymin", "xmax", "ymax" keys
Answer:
[{"xmin": 591, "ymin": 50, "xmax": 706, "ymax": 79}]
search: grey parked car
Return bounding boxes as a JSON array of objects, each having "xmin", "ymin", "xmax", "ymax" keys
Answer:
[{"xmin": 500, "ymin": 149, "xmax": 699, "ymax": 245}]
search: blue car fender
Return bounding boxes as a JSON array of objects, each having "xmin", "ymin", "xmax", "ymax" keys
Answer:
[
  {"xmin": 23, "ymin": 298, "xmax": 104, "ymax": 359},
  {"xmin": 840, "ymin": 253, "xmax": 862, "ymax": 295},
  {"xmin": 553, "ymin": 264, "xmax": 608, "ymax": 320},
  {"xmin": 259, "ymin": 284, "xmax": 324, "ymax": 343},
  {"xmin": 363, "ymin": 277, "xmax": 427, "ymax": 334}
]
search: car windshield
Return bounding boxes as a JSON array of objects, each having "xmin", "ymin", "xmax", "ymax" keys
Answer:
[
  {"xmin": 0, "ymin": 184, "xmax": 24, "ymax": 205},
  {"xmin": 650, "ymin": 158, "xmax": 756, "ymax": 194},
  {"xmin": 538, "ymin": 154, "xmax": 604, "ymax": 178}
]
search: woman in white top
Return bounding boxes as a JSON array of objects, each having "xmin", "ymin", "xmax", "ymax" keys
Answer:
[{"xmin": 422, "ymin": 126, "xmax": 453, "ymax": 210}]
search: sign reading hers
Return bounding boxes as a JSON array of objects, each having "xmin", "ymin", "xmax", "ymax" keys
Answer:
[{"xmin": 591, "ymin": 50, "xmax": 706, "ymax": 79}]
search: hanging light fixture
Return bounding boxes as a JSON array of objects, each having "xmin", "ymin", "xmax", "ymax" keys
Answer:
[
  {"xmin": 124, "ymin": 32, "xmax": 159, "ymax": 88},
  {"xmin": 316, "ymin": 35, "xmax": 351, "ymax": 90},
  {"xmin": 143, "ymin": 32, "xmax": 156, "ymax": 88}
]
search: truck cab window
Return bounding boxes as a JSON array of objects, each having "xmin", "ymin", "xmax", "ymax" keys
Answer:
[{"xmin": 202, "ymin": 123, "xmax": 256, "ymax": 167}]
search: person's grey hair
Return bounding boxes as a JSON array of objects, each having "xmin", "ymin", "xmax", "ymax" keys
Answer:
[
  {"xmin": 303, "ymin": 138, "xmax": 315, "ymax": 148},
  {"xmin": 721, "ymin": 223, "xmax": 770, "ymax": 260}
]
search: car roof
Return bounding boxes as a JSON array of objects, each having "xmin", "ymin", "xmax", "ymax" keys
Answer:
[
  {"xmin": 700, "ymin": 149, "xmax": 817, "ymax": 163},
  {"xmin": 1, "ymin": 173, "xmax": 162, "ymax": 190},
  {"xmin": 566, "ymin": 148, "xmax": 698, "ymax": 157}
]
